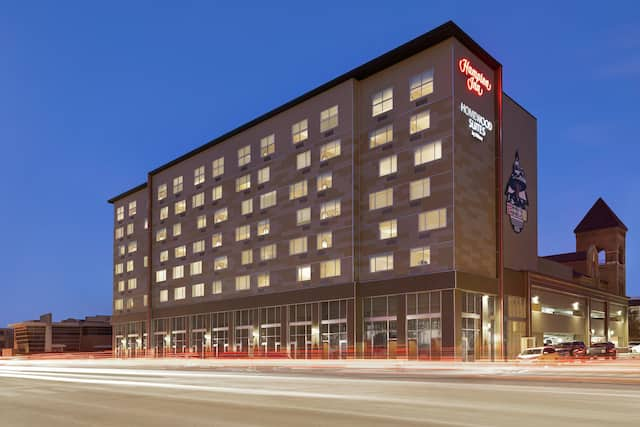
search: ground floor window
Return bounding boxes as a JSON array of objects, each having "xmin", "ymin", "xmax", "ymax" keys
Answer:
[
  {"xmin": 152, "ymin": 318, "xmax": 168, "ymax": 357},
  {"xmin": 407, "ymin": 317, "xmax": 441, "ymax": 360},
  {"xmin": 211, "ymin": 312, "xmax": 229, "ymax": 355},
  {"xmin": 608, "ymin": 303, "xmax": 627, "ymax": 347},
  {"xmin": 171, "ymin": 317, "xmax": 187, "ymax": 353},
  {"xmin": 407, "ymin": 291, "xmax": 442, "ymax": 360},
  {"xmin": 113, "ymin": 321, "xmax": 146, "ymax": 357},
  {"xmin": 235, "ymin": 309, "xmax": 254, "ymax": 354},
  {"xmin": 190, "ymin": 314, "xmax": 209, "ymax": 354},
  {"xmin": 260, "ymin": 306, "xmax": 281, "ymax": 353},
  {"xmin": 364, "ymin": 295, "xmax": 399, "ymax": 358},
  {"xmin": 322, "ymin": 300, "xmax": 348, "ymax": 358},
  {"xmin": 289, "ymin": 303, "xmax": 313, "ymax": 358},
  {"xmin": 461, "ymin": 317, "xmax": 480, "ymax": 361}
]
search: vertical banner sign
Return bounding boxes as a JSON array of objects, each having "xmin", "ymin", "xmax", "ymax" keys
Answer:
[
  {"xmin": 505, "ymin": 151, "xmax": 528, "ymax": 233},
  {"xmin": 458, "ymin": 57, "xmax": 494, "ymax": 142}
]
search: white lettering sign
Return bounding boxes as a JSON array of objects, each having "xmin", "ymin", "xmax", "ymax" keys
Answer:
[{"xmin": 460, "ymin": 102, "xmax": 493, "ymax": 142}]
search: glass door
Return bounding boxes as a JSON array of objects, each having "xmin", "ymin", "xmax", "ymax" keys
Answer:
[
  {"xmin": 212, "ymin": 327, "xmax": 228, "ymax": 357},
  {"xmin": 153, "ymin": 333, "xmax": 165, "ymax": 357},
  {"xmin": 461, "ymin": 317, "xmax": 479, "ymax": 361},
  {"xmin": 407, "ymin": 318, "xmax": 430, "ymax": 359},
  {"xmin": 172, "ymin": 332, "xmax": 186, "ymax": 354},
  {"xmin": 235, "ymin": 326, "xmax": 252, "ymax": 355},
  {"xmin": 289, "ymin": 322, "xmax": 311, "ymax": 359},
  {"xmin": 407, "ymin": 316, "xmax": 442, "ymax": 360},
  {"xmin": 127, "ymin": 335, "xmax": 138, "ymax": 358},
  {"xmin": 191, "ymin": 330, "xmax": 205, "ymax": 356},
  {"xmin": 365, "ymin": 318, "xmax": 397, "ymax": 358},
  {"xmin": 115, "ymin": 335, "xmax": 125, "ymax": 358},
  {"xmin": 322, "ymin": 321, "xmax": 347, "ymax": 359}
]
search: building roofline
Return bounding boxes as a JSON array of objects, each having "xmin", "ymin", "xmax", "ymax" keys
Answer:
[
  {"xmin": 108, "ymin": 20, "xmax": 501, "ymax": 203},
  {"xmin": 503, "ymin": 92, "xmax": 537, "ymax": 120},
  {"xmin": 108, "ymin": 182, "xmax": 148, "ymax": 204},
  {"xmin": 542, "ymin": 251, "xmax": 587, "ymax": 263}
]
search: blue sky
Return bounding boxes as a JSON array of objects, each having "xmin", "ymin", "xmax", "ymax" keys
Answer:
[{"xmin": 1, "ymin": 1, "xmax": 638, "ymax": 327}]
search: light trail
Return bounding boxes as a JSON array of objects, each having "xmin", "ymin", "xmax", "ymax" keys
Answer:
[
  {"xmin": 0, "ymin": 365, "xmax": 639, "ymax": 400},
  {"xmin": 1, "ymin": 359, "xmax": 638, "ymax": 427}
]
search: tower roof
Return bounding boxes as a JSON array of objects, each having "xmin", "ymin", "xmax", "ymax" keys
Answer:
[{"xmin": 574, "ymin": 198, "xmax": 628, "ymax": 233}]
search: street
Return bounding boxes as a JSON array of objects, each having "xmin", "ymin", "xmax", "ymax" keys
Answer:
[{"xmin": 0, "ymin": 358, "xmax": 638, "ymax": 426}]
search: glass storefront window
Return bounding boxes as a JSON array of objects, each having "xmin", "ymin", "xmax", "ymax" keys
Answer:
[
  {"xmin": 406, "ymin": 291, "xmax": 442, "ymax": 360},
  {"xmin": 260, "ymin": 307, "xmax": 281, "ymax": 353},
  {"xmin": 608, "ymin": 304, "xmax": 627, "ymax": 347},
  {"xmin": 322, "ymin": 300, "xmax": 348, "ymax": 359},
  {"xmin": 590, "ymin": 300, "xmax": 606, "ymax": 344},
  {"xmin": 289, "ymin": 304, "xmax": 313, "ymax": 359},
  {"xmin": 364, "ymin": 295, "xmax": 400, "ymax": 358}
]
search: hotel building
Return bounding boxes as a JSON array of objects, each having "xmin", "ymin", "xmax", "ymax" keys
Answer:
[{"xmin": 109, "ymin": 21, "xmax": 629, "ymax": 360}]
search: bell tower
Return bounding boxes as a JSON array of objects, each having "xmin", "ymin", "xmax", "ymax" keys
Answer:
[{"xmin": 574, "ymin": 198, "xmax": 627, "ymax": 296}]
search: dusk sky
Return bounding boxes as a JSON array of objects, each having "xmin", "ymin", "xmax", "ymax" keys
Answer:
[{"xmin": 1, "ymin": 1, "xmax": 638, "ymax": 327}]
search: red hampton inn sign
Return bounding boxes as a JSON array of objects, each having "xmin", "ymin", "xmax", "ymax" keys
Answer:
[{"xmin": 458, "ymin": 58, "xmax": 492, "ymax": 96}]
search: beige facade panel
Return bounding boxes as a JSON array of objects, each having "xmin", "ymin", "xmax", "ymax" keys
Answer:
[
  {"xmin": 452, "ymin": 41, "xmax": 497, "ymax": 279},
  {"xmin": 502, "ymin": 95, "xmax": 538, "ymax": 273}
]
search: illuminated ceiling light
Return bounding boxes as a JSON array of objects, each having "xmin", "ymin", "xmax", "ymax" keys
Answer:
[
  {"xmin": 572, "ymin": 302, "xmax": 580, "ymax": 311},
  {"xmin": 617, "ymin": 310, "xmax": 622, "ymax": 316},
  {"xmin": 531, "ymin": 296, "xmax": 540, "ymax": 304}
]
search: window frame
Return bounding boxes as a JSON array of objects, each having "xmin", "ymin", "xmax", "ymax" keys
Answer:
[
  {"xmin": 260, "ymin": 134, "xmax": 275, "ymax": 157},
  {"xmin": 320, "ymin": 139, "xmax": 341, "ymax": 161},
  {"xmin": 320, "ymin": 105, "xmax": 339, "ymax": 132},
  {"xmin": 238, "ymin": 145, "xmax": 251, "ymax": 167},
  {"xmin": 292, "ymin": 119, "xmax": 309, "ymax": 144},
  {"xmin": 410, "ymin": 110, "xmax": 430, "ymax": 135},
  {"xmin": 409, "ymin": 69, "xmax": 435, "ymax": 101},
  {"xmin": 372, "ymin": 87, "xmax": 393, "ymax": 116},
  {"xmin": 370, "ymin": 253, "xmax": 394, "ymax": 273}
]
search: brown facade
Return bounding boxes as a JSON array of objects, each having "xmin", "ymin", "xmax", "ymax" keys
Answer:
[
  {"xmin": 109, "ymin": 21, "xmax": 629, "ymax": 360},
  {"xmin": 0, "ymin": 328, "xmax": 13, "ymax": 350}
]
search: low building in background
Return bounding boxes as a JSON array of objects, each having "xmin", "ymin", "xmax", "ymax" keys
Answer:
[
  {"xmin": 522, "ymin": 198, "xmax": 629, "ymax": 353},
  {"xmin": 630, "ymin": 298, "xmax": 640, "ymax": 345},
  {"xmin": 9, "ymin": 313, "xmax": 112, "ymax": 355},
  {"xmin": 0, "ymin": 328, "xmax": 13, "ymax": 353}
]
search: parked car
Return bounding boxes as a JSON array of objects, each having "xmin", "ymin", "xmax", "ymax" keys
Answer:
[
  {"xmin": 629, "ymin": 343, "xmax": 640, "ymax": 354},
  {"xmin": 587, "ymin": 342, "xmax": 617, "ymax": 359},
  {"xmin": 554, "ymin": 341, "xmax": 587, "ymax": 357},
  {"xmin": 517, "ymin": 346, "xmax": 560, "ymax": 361}
]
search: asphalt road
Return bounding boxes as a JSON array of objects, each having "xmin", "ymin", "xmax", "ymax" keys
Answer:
[{"xmin": 0, "ymin": 359, "xmax": 638, "ymax": 427}]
